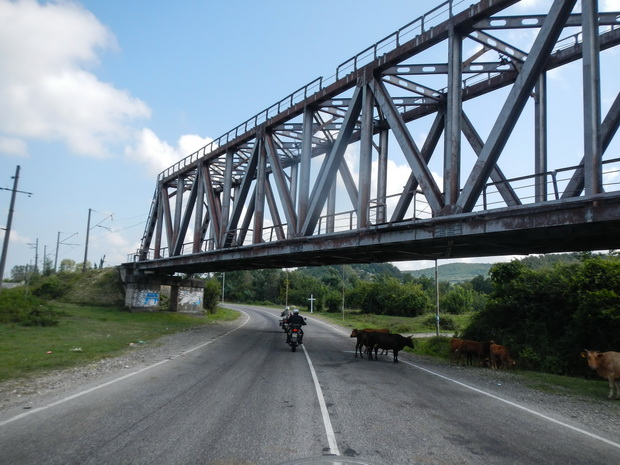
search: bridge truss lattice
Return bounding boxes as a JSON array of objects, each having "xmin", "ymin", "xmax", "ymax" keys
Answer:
[{"xmin": 130, "ymin": 0, "xmax": 620, "ymax": 274}]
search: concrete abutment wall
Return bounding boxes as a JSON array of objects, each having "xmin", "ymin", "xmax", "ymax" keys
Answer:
[{"xmin": 119, "ymin": 267, "xmax": 204, "ymax": 313}]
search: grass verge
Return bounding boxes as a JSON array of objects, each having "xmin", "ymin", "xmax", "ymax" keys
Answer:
[
  {"xmin": 0, "ymin": 304, "xmax": 239, "ymax": 382},
  {"xmin": 313, "ymin": 309, "xmax": 464, "ymax": 335}
]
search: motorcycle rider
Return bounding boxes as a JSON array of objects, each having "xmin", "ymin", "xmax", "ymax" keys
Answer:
[
  {"xmin": 280, "ymin": 306, "xmax": 291, "ymax": 329},
  {"xmin": 287, "ymin": 308, "xmax": 306, "ymax": 344}
]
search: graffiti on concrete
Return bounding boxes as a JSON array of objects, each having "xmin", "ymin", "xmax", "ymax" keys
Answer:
[
  {"xmin": 179, "ymin": 288, "xmax": 202, "ymax": 309},
  {"xmin": 144, "ymin": 292, "xmax": 159, "ymax": 306}
]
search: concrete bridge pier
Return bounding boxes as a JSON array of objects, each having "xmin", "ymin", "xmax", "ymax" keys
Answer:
[{"xmin": 119, "ymin": 268, "xmax": 205, "ymax": 313}]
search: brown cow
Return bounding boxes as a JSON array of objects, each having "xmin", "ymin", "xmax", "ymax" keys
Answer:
[
  {"xmin": 459, "ymin": 340, "xmax": 493, "ymax": 366},
  {"xmin": 490, "ymin": 343, "xmax": 516, "ymax": 369},
  {"xmin": 581, "ymin": 349, "xmax": 620, "ymax": 399},
  {"xmin": 350, "ymin": 328, "xmax": 390, "ymax": 358},
  {"xmin": 449, "ymin": 338, "xmax": 463, "ymax": 364}
]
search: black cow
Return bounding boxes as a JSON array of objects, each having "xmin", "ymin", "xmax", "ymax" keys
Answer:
[{"xmin": 365, "ymin": 332, "xmax": 414, "ymax": 363}]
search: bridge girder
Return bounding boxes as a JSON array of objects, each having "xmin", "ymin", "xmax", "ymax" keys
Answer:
[{"xmin": 130, "ymin": 0, "xmax": 620, "ymax": 274}]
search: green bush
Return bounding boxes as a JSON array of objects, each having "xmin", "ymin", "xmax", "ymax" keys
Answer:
[
  {"xmin": 415, "ymin": 336, "xmax": 450, "ymax": 357},
  {"xmin": 32, "ymin": 276, "xmax": 70, "ymax": 300},
  {"xmin": 358, "ymin": 275, "xmax": 431, "ymax": 316},
  {"xmin": 463, "ymin": 256, "xmax": 620, "ymax": 376},
  {"xmin": 325, "ymin": 291, "xmax": 343, "ymax": 312},
  {"xmin": 0, "ymin": 287, "xmax": 62, "ymax": 326},
  {"xmin": 203, "ymin": 277, "xmax": 221, "ymax": 314},
  {"xmin": 423, "ymin": 313, "xmax": 457, "ymax": 331}
]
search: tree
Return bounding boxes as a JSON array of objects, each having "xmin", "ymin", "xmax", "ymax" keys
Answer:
[
  {"xmin": 470, "ymin": 274, "xmax": 492, "ymax": 294},
  {"xmin": 203, "ymin": 277, "xmax": 221, "ymax": 314},
  {"xmin": 42, "ymin": 257, "xmax": 54, "ymax": 276},
  {"xmin": 10, "ymin": 265, "xmax": 28, "ymax": 282},
  {"xmin": 59, "ymin": 259, "xmax": 77, "ymax": 273},
  {"xmin": 358, "ymin": 275, "xmax": 430, "ymax": 316},
  {"xmin": 440, "ymin": 285, "xmax": 476, "ymax": 314},
  {"xmin": 463, "ymin": 256, "xmax": 620, "ymax": 375}
]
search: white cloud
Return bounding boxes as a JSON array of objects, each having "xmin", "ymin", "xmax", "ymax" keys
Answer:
[
  {"xmin": 3, "ymin": 228, "xmax": 31, "ymax": 246},
  {"xmin": 602, "ymin": 0, "xmax": 620, "ymax": 10},
  {"xmin": 125, "ymin": 128, "xmax": 214, "ymax": 176},
  {"xmin": 0, "ymin": 0, "xmax": 150, "ymax": 158},
  {"xmin": 0, "ymin": 136, "xmax": 28, "ymax": 157}
]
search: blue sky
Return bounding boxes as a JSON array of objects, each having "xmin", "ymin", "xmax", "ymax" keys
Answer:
[{"xmin": 1, "ymin": 0, "xmax": 619, "ymax": 279}]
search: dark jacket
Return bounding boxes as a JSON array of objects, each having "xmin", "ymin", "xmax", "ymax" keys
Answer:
[{"xmin": 288, "ymin": 313, "xmax": 306, "ymax": 326}]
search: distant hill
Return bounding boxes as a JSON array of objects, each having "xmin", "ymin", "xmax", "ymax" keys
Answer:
[
  {"xmin": 401, "ymin": 252, "xmax": 593, "ymax": 283},
  {"xmin": 402, "ymin": 263, "xmax": 493, "ymax": 283}
]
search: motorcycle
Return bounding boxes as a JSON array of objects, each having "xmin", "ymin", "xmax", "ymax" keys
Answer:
[
  {"xmin": 286, "ymin": 323, "xmax": 303, "ymax": 352},
  {"xmin": 279, "ymin": 317, "xmax": 290, "ymax": 333}
]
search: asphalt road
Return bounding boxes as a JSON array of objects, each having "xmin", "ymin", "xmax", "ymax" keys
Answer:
[{"xmin": 0, "ymin": 304, "xmax": 618, "ymax": 465}]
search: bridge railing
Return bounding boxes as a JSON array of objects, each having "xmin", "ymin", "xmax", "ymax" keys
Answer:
[
  {"xmin": 129, "ymin": 158, "xmax": 620, "ymax": 263},
  {"xmin": 480, "ymin": 158, "xmax": 620, "ymax": 210}
]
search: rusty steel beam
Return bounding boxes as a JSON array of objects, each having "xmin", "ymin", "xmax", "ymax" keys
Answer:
[{"xmin": 127, "ymin": 0, "xmax": 620, "ymax": 275}]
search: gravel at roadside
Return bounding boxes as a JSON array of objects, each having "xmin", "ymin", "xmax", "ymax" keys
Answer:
[{"xmin": 403, "ymin": 353, "xmax": 620, "ymax": 440}]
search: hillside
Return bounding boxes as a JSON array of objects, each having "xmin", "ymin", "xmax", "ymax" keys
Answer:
[{"xmin": 402, "ymin": 262, "xmax": 493, "ymax": 283}]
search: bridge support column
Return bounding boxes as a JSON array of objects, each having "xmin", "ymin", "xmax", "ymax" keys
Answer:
[
  {"xmin": 168, "ymin": 280, "xmax": 204, "ymax": 313},
  {"xmin": 119, "ymin": 267, "xmax": 204, "ymax": 313},
  {"xmin": 125, "ymin": 278, "xmax": 162, "ymax": 312}
]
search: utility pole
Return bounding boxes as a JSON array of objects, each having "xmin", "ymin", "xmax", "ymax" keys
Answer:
[
  {"xmin": 342, "ymin": 265, "xmax": 345, "ymax": 321},
  {"xmin": 82, "ymin": 209, "xmax": 112, "ymax": 272},
  {"xmin": 285, "ymin": 269, "xmax": 289, "ymax": 307},
  {"xmin": 435, "ymin": 259, "xmax": 440, "ymax": 336},
  {"xmin": 54, "ymin": 231, "xmax": 78, "ymax": 272},
  {"xmin": 0, "ymin": 166, "xmax": 33, "ymax": 283},
  {"xmin": 27, "ymin": 238, "xmax": 39, "ymax": 274},
  {"xmin": 82, "ymin": 208, "xmax": 92, "ymax": 272}
]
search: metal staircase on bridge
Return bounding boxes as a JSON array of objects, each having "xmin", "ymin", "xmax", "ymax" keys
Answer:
[{"xmin": 124, "ymin": 0, "xmax": 620, "ymax": 275}]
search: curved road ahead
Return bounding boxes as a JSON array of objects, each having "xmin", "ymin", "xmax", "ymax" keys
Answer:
[{"xmin": 1, "ymin": 304, "xmax": 618, "ymax": 464}]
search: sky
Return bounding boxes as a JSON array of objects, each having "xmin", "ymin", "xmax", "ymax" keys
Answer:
[{"xmin": 1, "ymin": 0, "xmax": 619, "ymax": 280}]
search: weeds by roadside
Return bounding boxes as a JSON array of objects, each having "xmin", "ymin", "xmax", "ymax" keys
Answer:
[{"xmin": 0, "ymin": 304, "xmax": 239, "ymax": 382}]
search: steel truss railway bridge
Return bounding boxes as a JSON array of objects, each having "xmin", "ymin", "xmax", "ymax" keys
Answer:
[{"xmin": 120, "ymin": 0, "xmax": 620, "ymax": 309}]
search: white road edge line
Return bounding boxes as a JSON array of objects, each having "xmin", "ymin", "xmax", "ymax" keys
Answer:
[
  {"xmin": 302, "ymin": 344, "xmax": 341, "ymax": 456},
  {"xmin": 0, "ymin": 311, "xmax": 251, "ymax": 427},
  {"xmin": 403, "ymin": 360, "xmax": 620, "ymax": 450}
]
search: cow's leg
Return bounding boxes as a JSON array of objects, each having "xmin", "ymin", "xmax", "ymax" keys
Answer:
[
  {"xmin": 607, "ymin": 375, "xmax": 615, "ymax": 399},
  {"xmin": 393, "ymin": 350, "xmax": 399, "ymax": 363},
  {"xmin": 609, "ymin": 377, "xmax": 619, "ymax": 398}
]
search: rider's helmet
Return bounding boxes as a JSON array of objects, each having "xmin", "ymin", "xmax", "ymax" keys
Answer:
[{"xmin": 293, "ymin": 308, "xmax": 299, "ymax": 314}]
